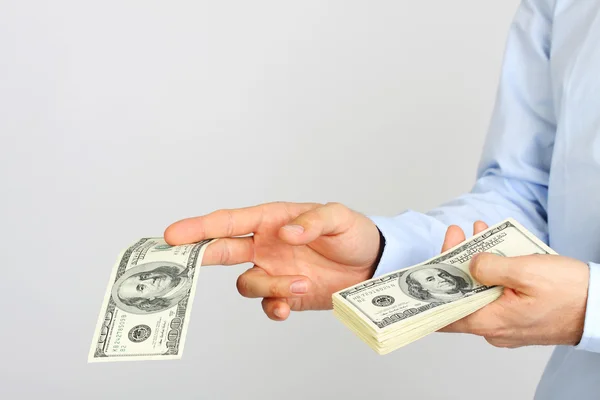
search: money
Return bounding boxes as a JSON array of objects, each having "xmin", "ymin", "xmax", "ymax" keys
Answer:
[
  {"xmin": 88, "ymin": 237, "xmax": 215, "ymax": 362},
  {"xmin": 332, "ymin": 218, "xmax": 556, "ymax": 355}
]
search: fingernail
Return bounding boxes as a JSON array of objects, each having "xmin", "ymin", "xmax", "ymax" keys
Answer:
[
  {"xmin": 273, "ymin": 308, "xmax": 283, "ymax": 318},
  {"xmin": 283, "ymin": 224, "xmax": 304, "ymax": 235},
  {"xmin": 290, "ymin": 280, "xmax": 308, "ymax": 294}
]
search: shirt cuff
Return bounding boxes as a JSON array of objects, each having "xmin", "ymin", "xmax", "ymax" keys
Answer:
[
  {"xmin": 575, "ymin": 262, "xmax": 600, "ymax": 353},
  {"xmin": 368, "ymin": 210, "xmax": 447, "ymax": 278}
]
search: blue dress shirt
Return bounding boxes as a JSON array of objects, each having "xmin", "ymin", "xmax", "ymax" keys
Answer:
[{"xmin": 369, "ymin": 0, "xmax": 600, "ymax": 398}]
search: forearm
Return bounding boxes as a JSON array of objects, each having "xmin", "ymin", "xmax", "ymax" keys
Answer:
[{"xmin": 370, "ymin": 173, "xmax": 548, "ymax": 276}]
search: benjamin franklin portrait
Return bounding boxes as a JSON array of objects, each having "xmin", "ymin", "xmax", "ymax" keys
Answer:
[
  {"xmin": 111, "ymin": 261, "xmax": 193, "ymax": 314},
  {"xmin": 398, "ymin": 263, "xmax": 474, "ymax": 303}
]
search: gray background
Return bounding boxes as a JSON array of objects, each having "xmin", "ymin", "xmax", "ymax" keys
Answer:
[{"xmin": 0, "ymin": 1, "xmax": 552, "ymax": 399}]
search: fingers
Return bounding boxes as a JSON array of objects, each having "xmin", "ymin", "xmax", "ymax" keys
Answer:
[
  {"xmin": 164, "ymin": 206, "xmax": 263, "ymax": 245},
  {"xmin": 164, "ymin": 202, "xmax": 318, "ymax": 245},
  {"xmin": 437, "ymin": 314, "xmax": 490, "ymax": 335},
  {"xmin": 437, "ymin": 302, "xmax": 501, "ymax": 335},
  {"xmin": 236, "ymin": 266, "xmax": 312, "ymax": 299},
  {"xmin": 473, "ymin": 220, "xmax": 489, "ymax": 234},
  {"xmin": 441, "ymin": 220, "xmax": 489, "ymax": 253},
  {"xmin": 437, "ymin": 319, "xmax": 470, "ymax": 333},
  {"xmin": 469, "ymin": 252, "xmax": 525, "ymax": 289},
  {"xmin": 279, "ymin": 202, "xmax": 354, "ymax": 245},
  {"xmin": 242, "ymin": 267, "xmax": 308, "ymax": 321},
  {"xmin": 262, "ymin": 298, "xmax": 291, "ymax": 321},
  {"xmin": 441, "ymin": 225, "xmax": 466, "ymax": 252},
  {"xmin": 201, "ymin": 237, "xmax": 254, "ymax": 266}
]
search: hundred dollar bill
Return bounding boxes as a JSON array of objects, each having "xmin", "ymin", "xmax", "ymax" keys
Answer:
[
  {"xmin": 333, "ymin": 218, "xmax": 556, "ymax": 335},
  {"xmin": 88, "ymin": 237, "xmax": 215, "ymax": 362}
]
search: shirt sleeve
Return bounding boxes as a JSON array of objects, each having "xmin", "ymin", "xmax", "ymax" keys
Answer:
[
  {"xmin": 574, "ymin": 262, "xmax": 600, "ymax": 353},
  {"xmin": 369, "ymin": 0, "xmax": 557, "ymax": 276}
]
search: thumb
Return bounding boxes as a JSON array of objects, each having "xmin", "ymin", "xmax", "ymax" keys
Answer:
[
  {"xmin": 278, "ymin": 202, "xmax": 353, "ymax": 245},
  {"xmin": 469, "ymin": 252, "xmax": 526, "ymax": 289}
]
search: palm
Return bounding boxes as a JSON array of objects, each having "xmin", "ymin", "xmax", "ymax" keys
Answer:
[{"xmin": 250, "ymin": 205, "xmax": 377, "ymax": 310}]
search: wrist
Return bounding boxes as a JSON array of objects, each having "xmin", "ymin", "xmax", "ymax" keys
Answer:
[{"xmin": 367, "ymin": 226, "xmax": 386, "ymax": 279}]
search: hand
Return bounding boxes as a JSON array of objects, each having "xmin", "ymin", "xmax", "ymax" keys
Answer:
[
  {"xmin": 438, "ymin": 222, "xmax": 590, "ymax": 348},
  {"xmin": 164, "ymin": 202, "xmax": 382, "ymax": 320}
]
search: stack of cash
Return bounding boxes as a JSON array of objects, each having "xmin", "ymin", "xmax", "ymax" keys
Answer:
[{"xmin": 332, "ymin": 218, "xmax": 556, "ymax": 355}]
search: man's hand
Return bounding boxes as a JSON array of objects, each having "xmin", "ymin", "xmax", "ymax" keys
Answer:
[
  {"xmin": 439, "ymin": 222, "xmax": 590, "ymax": 348},
  {"xmin": 164, "ymin": 202, "xmax": 382, "ymax": 321}
]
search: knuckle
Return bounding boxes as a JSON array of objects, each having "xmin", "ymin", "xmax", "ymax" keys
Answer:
[
  {"xmin": 303, "ymin": 210, "xmax": 320, "ymax": 225},
  {"xmin": 470, "ymin": 255, "xmax": 485, "ymax": 278},
  {"xmin": 236, "ymin": 274, "xmax": 252, "ymax": 297},
  {"xmin": 324, "ymin": 202, "xmax": 354, "ymax": 230},
  {"xmin": 225, "ymin": 210, "xmax": 235, "ymax": 237},
  {"xmin": 294, "ymin": 214, "xmax": 316, "ymax": 232},
  {"xmin": 471, "ymin": 252, "xmax": 495, "ymax": 281},
  {"xmin": 261, "ymin": 298, "xmax": 269, "ymax": 312},
  {"xmin": 485, "ymin": 338, "xmax": 516, "ymax": 349},
  {"xmin": 261, "ymin": 298, "xmax": 274, "ymax": 313},
  {"xmin": 483, "ymin": 325, "xmax": 514, "ymax": 345},
  {"xmin": 469, "ymin": 258, "xmax": 480, "ymax": 277},
  {"xmin": 470, "ymin": 325, "xmax": 486, "ymax": 337},
  {"xmin": 212, "ymin": 209, "xmax": 235, "ymax": 237},
  {"xmin": 197, "ymin": 221, "xmax": 207, "ymax": 240},
  {"xmin": 261, "ymin": 299, "xmax": 277, "ymax": 320},
  {"xmin": 286, "ymin": 297, "xmax": 302, "ymax": 311},
  {"xmin": 325, "ymin": 202, "xmax": 348, "ymax": 215},
  {"xmin": 514, "ymin": 263, "xmax": 534, "ymax": 286},
  {"xmin": 484, "ymin": 337, "xmax": 503, "ymax": 348},
  {"xmin": 220, "ymin": 242, "xmax": 232, "ymax": 264},
  {"xmin": 269, "ymin": 282, "xmax": 284, "ymax": 298},
  {"xmin": 482, "ymin": 327, "xmax": 503, "ymax": 340}
]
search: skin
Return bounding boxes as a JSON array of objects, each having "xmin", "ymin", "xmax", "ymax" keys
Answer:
[
  {"xmin": 438, "ymin": 222, "xmax": 590, "ymax": 348},
  {"xmin": 165, "ymin": 204, "xmax": 589, "ymax": 347},
  {"xmin": 164, "ymin": 202, "xmax": 381, "ymax": 320}
]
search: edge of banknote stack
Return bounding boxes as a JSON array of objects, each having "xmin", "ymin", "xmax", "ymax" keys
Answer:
[{"xmin": 331, "ymin": 218, "xmax": 557, "ymax": 355}]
